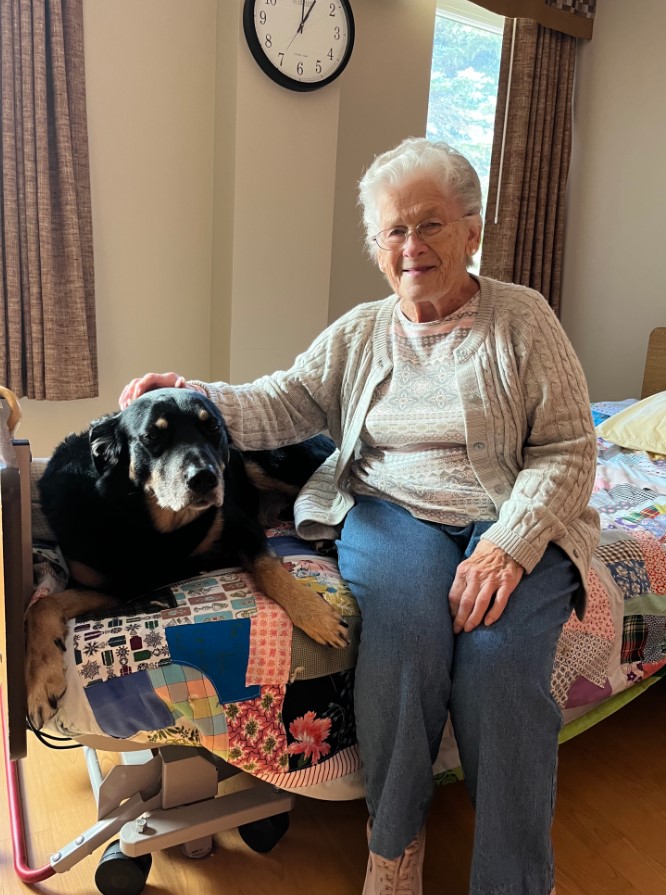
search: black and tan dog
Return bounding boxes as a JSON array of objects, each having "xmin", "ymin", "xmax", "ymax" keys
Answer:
[{"xmin": 25, "ymin": 388, "xmax": 346, "ymax": 729}]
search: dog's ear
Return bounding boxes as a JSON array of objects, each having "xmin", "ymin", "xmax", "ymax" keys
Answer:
[
  {"xmin": 217, "ymin": 416, "xmax": 231, "ymax": 464},
  {"xmin": 89, "ymin": 413, "xmax": 123, "ymax": 474}
]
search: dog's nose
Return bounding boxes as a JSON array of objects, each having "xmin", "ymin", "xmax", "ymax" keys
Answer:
[{"xmin": 187, "ymin": 468, "xmax": 218, "ymax": 494}]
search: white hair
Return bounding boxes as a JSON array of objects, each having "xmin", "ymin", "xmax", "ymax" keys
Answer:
[{"xmin": 358, "ymin": 137, "xmax": 483, "ymax": 260}]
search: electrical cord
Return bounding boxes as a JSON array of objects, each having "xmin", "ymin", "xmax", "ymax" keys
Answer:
[{"xmin": 25, "ymin": 715, "xmax": 82, "ymax": 750}]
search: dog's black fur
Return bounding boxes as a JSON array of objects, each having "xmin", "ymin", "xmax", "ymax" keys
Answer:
[
  {"xmin": 38, "ymin": 388, "xmax": 333, "ymax": 598},
  {"xmin": 26, "ymin": 388, "xmax": 345, "ymax": 729}
]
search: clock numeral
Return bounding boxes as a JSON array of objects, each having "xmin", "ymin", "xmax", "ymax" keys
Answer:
[
  {"xmin": 334, "ymin": 26, "xmax": 340, "ymax": 39},
  {"xmin": 329, "ymin": 3, "xmax": 336, "ymax": 15},
  {"xmin": 327, "ymin": 47, "xmax": 334, "ymax": 60},
  {"xmin": 259, "ymin": 10, "xmax": 266, "ymax": 24},
  {"xmin": 264, "ymin": 33, "xmax": 272, "ymax": 48},
  {"xmin": 315, "ymin": 59, "xmax": 322, "ymax": 74},
  {"xmin": 278, "ymin": 52, "xmax": 285, "ymax": 67},
  {"xmin": 296, "ymin": 61, "xmax": 304, "ymax": 76},
  {"xmin": 265, "ymin": 0, "xmax": 276, "ymax": 5}
]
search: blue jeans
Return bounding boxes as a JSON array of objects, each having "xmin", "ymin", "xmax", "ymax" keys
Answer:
[{"xmin": 336, "ymin": 496, "xmax": 579, "ymax": 895}]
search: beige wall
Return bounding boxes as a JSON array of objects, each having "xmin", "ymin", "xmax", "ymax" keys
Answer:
[
  {"xmin": 330, "ymin": 0, "xmax": 438, "ymax": 323},
  {"xmin": 224, "ymin": 30, "xmax": 341, "ymax": 384},
  {"xmin": 561, "ymin": 0, "xmax": 666, "ymax": 401},
  {"xmin": 20, "ymin": 0, "xmax": 438, "ymax": 456}
]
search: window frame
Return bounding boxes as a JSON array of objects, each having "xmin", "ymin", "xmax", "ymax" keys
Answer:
[{"xmin": 436, "ymin": 1, "xmax": 504, "ymax": 35}]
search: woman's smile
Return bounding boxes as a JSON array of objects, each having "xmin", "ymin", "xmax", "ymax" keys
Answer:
[{"xmin": 402, "ymin": 264, "xmax": 437, "ymax": 276}]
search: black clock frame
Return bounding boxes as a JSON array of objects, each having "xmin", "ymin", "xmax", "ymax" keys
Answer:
[{"xmin": 242, "ymin": 0, "xmax": 355, "ymax": 93}]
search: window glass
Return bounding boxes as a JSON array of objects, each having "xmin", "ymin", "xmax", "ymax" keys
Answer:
[{"xmin": 427, "ymin": 1, "xmax": 503, "ymax": 267}]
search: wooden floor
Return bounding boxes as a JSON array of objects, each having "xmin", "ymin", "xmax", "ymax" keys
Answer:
[{"xmin": 1, "ymin": 679, "xmax": 664, "ymax": 895}]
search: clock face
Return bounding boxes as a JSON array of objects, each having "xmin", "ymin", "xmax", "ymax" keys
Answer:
[{"xmin": 243, "ymin": 0, "xmax": 355, "ymax": 92}]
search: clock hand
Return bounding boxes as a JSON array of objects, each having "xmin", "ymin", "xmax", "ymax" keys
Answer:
[
  {"xmin": 285, "ymin": 0, "xmax": 307, "ymax": 52},
  {"xmin": 298, "ymin": 0, "xmax": 317, "ymax": 32}
]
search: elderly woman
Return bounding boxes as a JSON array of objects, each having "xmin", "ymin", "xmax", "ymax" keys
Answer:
[{"xmin": 121, "ymin": 137, "xmax": 599, "ymax": 895}]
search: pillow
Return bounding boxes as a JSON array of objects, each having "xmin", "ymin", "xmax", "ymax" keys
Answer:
[{"xmin": 596, "ymin": 391, "xmax": 666, "ymax": 454}]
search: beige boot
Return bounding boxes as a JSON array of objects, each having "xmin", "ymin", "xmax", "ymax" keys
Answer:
[{"xmin": 362, "ymin": 823, "xmax": 426, "ymax": 895}]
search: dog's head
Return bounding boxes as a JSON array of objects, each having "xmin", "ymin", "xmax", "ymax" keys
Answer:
[{"xmin": 90, "ymin": 388, "xmax": 230, "ymax": 523}]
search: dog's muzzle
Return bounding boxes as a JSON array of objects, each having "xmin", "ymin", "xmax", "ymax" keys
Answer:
[
  {"xmin": 145, "ymin": 452, "xmax": 225, "ymax": 514},
  {"xmin": 188, "ymin": 466, "xmax": 219, "ymax": 496}
]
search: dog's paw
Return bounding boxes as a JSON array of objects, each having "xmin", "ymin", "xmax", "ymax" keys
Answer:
[
  {"xmin": 288, "ymin": 588, "xmax": 350, "ymax": 649},
  {"xmin": 25, "ymin": 599, "xmax": 69, "ymax": 730},
  {"xmin": 306, "ymin": 604, "xmax": 350, "ymax": 650},
  {"xmin": 254, "ymin": 555, "xmax": 351, "ymax": 649}
]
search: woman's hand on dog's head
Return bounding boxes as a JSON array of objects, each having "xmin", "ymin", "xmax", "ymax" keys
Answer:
[{"xmin": 119, "ymin": 372, "xmax": 203, "ymax": 409}]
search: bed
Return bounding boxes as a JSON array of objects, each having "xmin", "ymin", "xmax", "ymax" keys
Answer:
[{"xmin": 2, "ymin": 329, "xmax": 666, "ymax": 894}]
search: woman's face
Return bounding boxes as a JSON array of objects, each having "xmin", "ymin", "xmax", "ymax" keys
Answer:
[{"xmin": 374, "ymin": 177, "xmax": 481, "ymax": 322}]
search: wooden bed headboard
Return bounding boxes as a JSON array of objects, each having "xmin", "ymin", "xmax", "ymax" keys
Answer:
[{"xmin": 641, "ymin": 327, "xmax": 666, "ymax": 398}]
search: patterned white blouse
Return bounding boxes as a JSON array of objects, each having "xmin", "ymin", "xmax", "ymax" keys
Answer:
[{"xmin": 350, "ymin": 294, "xmax": 497, "ymax": 525}]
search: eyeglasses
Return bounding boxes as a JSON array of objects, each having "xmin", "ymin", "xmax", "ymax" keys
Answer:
[{"xmin": 372, "ymin": 213, "xmax": 476, "ymax": 251}]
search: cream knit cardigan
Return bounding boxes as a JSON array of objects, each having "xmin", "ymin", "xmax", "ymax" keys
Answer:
[{"xmin": 194, "ymin": 276, "xmax": 600, "ymax": 617}]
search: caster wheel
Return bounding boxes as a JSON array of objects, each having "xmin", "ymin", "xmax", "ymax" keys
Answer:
[
  {"xmin": 238, "ymin": 811, "xmax": 290, "ymax": 853},
  {"xmin": 95, "ymin": 840, "xmax": 152, "ymax": 895}
]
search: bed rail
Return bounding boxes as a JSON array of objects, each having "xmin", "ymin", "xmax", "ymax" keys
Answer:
[
  {"xmin": 1, "ymin": 392, "xmax": 33, "ymax": 762},
  {"xmin": 1, "ymin": 393, "xmax": 56, "ymax": 882}
]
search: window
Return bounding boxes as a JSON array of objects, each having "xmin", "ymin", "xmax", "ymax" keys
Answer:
[{"xmin": 427, "ymin": 1, "xmax": 504, "ymax": 266}]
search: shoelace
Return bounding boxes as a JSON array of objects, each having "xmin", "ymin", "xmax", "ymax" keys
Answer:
[
  {"xmin": 369, "ymin": 838, "xmax": 424, "ymax": 895},
  {"xmin": 395, "ymin": 842, "xmax": 424, "ymax": 894}
]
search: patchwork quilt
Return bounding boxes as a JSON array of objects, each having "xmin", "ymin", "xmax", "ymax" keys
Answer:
[{"xmin": 39, "ymin": 402, "xmax": 666, "ymax": 790}]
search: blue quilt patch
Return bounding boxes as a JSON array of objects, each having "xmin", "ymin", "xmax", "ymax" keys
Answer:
[
  {"xmin": 85, "ymin": 670, "xmax": 173, "ymax": 737},
  {"xmin": 164, "ymin": 618, "xmax": 260, "ymax": 704},
  {"xmin": 606, "ymin": 560, "xmax": 651, "ymax": 600}
]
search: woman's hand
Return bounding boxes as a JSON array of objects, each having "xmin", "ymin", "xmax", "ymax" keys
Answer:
[
  {"xmin": 119, "ymin": 372, "xmax": 191, "ymax": 409},
  {"xmin": 448, "ymin": 541, "xmax": 524, "ymax": 634}
]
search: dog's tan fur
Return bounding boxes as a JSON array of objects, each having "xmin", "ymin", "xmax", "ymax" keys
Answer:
[{"xmin": 25, "ymin": 590, "xmax": 118, "ymax": 729}]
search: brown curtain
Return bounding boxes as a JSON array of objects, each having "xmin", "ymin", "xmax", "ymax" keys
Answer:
[
  {"xmin": 1, "ymin": 0, "xmax": 97, "ymax": 400},
  {"xmin": 473, "ymin": 0, "xmax": 595, "ymax": 39},
  {"xmin": 479, "ymin": 18, "xmax": 576, "ymax": 315}
]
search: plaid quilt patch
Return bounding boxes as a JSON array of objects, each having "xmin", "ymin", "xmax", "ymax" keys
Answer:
[
  {"xmin": 621, "ymin": 616, "xmax": 648, "ymax": 664},
  {"xmin": 148, "ymin": 664, "xmax": 229, "ymax": 757},
  {"xmin": 643, "ymin": 616, "xmax": 666, "ymax": 665}
]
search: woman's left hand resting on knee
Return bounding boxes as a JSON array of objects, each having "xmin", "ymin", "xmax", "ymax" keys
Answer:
[{"xmin": 449, "ymin": 541, "xmax": 524, "ymax": 634}]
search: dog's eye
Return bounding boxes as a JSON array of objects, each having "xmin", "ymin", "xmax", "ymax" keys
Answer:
[
  {"xmin": 142, "ymin": 428, "xmax": 161, "ymax": 442},
  {"xmin": 207, "ymin": 420, "xmax": 221, "ymax": 434}
]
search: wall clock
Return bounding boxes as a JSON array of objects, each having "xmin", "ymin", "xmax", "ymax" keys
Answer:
[{"xmin": 243, "ymin": 0, "xmax": 355, "ymax": 92}]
